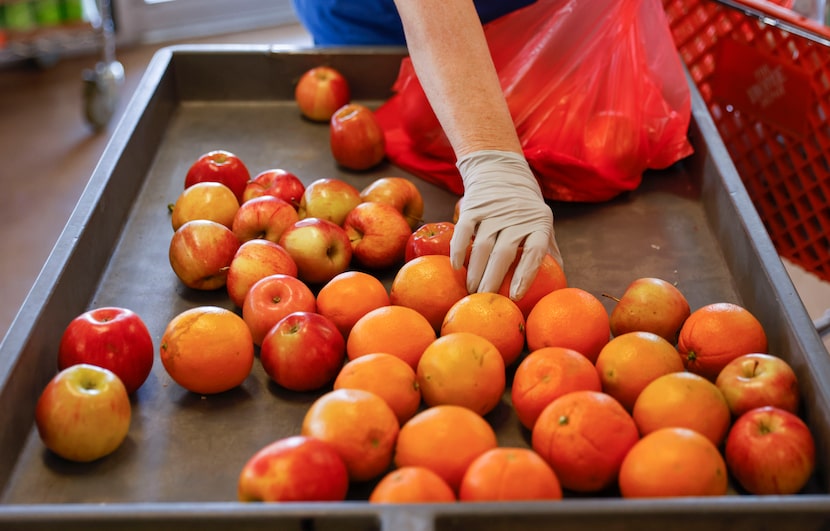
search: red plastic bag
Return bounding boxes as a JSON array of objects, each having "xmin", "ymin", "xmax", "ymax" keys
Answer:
[{"xmin": 375, "ymin": 0, "xmax": 694, "ymax": 202}]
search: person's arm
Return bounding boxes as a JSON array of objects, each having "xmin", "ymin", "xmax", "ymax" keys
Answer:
[
  {"xmin": 393, "ymin": 0, "xmax": 562, "ymax": 299},
  {"xmin": 392, "ymin": 0, "xmax": 521, "ymax": 157}
]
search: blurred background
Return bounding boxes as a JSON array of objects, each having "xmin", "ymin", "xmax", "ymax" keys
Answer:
[{"xmin": 0, "ymin": 0, "xmax": 311, "ymax": 341}]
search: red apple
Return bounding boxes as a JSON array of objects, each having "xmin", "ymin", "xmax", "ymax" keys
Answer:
[
  {"xmin": 170, "ymin": 181, "xmax": 239, "ymax": 231},
  {"xmin": 716, "ymin": 353, "xmax": 800, "ymax": 417},
  {"xmin": 260, "ymin": 311, "xmax": 346, "ymax": 392},
  {"xmin": 231, "ymin": 195, "xmax": 299, "ymax": 244},
  {"xmin": 294, "ymin": 66, "xmax": 351, "ymax": 123},
  {"xmin": 35, "ymin": 364, "xmax": 131, "ymax": 462},
  {"xmin": 238, "ymin": 435, "xmax": 349, "ymax": 502},
  {"xmin": 725, "ymin": 406, "xmax": 816, "ymax": 495},
  {"xmin": 58, "ymin": 307, "xmax": 154, "ymax": 395},
  {"xmin": 184, "ymin": 150, "xmax": 251, "ymax": 203},
  {"xmin": 226, "ymin": 239, "xmax": 299, "ymax": 308},
  {"xmin": 242, "ymin": 273, "xmax": 317, "ymax": 346},
  {"xmin": 405, "ymin": 221, "xmax": 455, "ymax": 262},
  {"xmin": 297, "ymin": 177, "xmax": 362, "ymax": 226},
  {"xmin": 330, "ymin": 103, "xmax": 385, "ymax": 171},
  {"xmin": 241, "ymin": 169, "xmax": 305, "ymax": 208},
  {"xmin": 169, "ymin": 219, "xmax": 241, "ymax": 290},
  {"xmin": 278, "ymin": 217, "xmax": 353, "ymax": 285},
  {"xmin": 343, "ymin": 201, "xmax": 411, "ymax": 270},
  {"xmin": 360, "ymin": 176, "xmax": 424, "ymax": 230}
]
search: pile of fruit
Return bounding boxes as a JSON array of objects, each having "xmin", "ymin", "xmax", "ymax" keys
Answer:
[{"xmin": 33, "ymin": 66, "xmax": 817, "ymax": 504}]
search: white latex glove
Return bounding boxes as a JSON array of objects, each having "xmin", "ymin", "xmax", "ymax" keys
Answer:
[{"xmin": 450, "ymin": 150, "xmax": 563, "ymax": 300}]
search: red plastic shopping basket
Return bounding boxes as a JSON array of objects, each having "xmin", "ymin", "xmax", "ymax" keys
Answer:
[{"xmin": 663, "ymin": 0, "xmax": 830, "ymax": 282}]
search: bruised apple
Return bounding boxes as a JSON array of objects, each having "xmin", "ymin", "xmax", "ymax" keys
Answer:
[{"xmin": 330, "ymin": 103, "xmax": 385, "ymax": 171}]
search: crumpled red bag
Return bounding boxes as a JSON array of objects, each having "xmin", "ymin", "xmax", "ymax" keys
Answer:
[{"xmin": 374, "ymin": 0, "xmax": 694, "ymax": 202}]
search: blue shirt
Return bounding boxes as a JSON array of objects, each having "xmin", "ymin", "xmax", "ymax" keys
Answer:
[{"xmin": 291, "ymin": 0, "xmax": 536, "ymax": 46}]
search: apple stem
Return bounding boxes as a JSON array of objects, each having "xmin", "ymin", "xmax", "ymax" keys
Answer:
[{"xmin": 601, "ymin": 293, "xmax": 621, "ymax": 303}]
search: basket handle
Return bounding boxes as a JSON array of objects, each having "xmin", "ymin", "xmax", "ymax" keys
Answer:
[{"xmin": 716, "ymin": 0, "xmax": 830, "ymax": 44}]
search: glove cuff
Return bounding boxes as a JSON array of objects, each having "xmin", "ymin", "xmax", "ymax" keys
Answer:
[
  {"xmin": 456, "ymin": 149, "xmax": 541, "ymax": 194},
  {"xmin": 456, "ymin": 149, "xmax": 529, "ymax": 173}
]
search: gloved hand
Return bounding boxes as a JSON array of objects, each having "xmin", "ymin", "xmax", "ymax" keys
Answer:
[{"xmin": 450, "ymin": 150, "xmax": 563, "ymax": 300}]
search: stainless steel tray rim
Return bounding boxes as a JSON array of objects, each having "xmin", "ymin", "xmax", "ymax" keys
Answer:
[{"xmin": 2, "ymin": 45, "xmax": 830, "ymax": 529}]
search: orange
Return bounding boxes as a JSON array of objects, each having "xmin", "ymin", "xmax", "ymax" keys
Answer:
[
  {"xmin": 531, "ymin": 390, "xmax": 640, "ymax": 493},
  {"xmin": 618, "ymin": 427, "xmax": 728, "ymax": 498},
  {"xmin": 316, "ymin": 270, "xmax": 390, "ymax": 338},
  {"xmin": 677, "ymin": 302, "xmax": 768, "ymax": 381},
  {"xmin": 369, "ymin": 466, "xmax": 456, "ymax": 503},
  {"xmin": 416, "ymin": 332, "xmax": 506, "ymax": 416},
  {"xmin": 389, "ymin": 254, "xmax": 469, "ymax": 331},
  {"xmin": 525, "ymin": 287, "xmax": 611, "ymax": 363},
  {"xmin": 160, "ymin": 306, "xmax": 254, "ymax": 395},
  {"xmin": 333, "ymin": 352, "xmax": 422, "ymax": 425},
  {"xmin": 440, "ymin": 292, "xmax": 526, "ymax": 367},
  {"xmin": 347, "ymin": 305, "xmax": 436, "ymax": 369},
  {"xmin": 301, "ymin": 388, "xmax": 400, "ymax": 482},
  {"xmin": 511, "ymin": 346, "xmax": 603, "ymax": 430},
  {"xmin": 631, "ymin": 371, "xmax": 731, "ymax": 446},
  {"xmin": 395, "ymin": 405, "xmax": 498, "ymax": 492},
  {"xmin": 498, "ymin": 252, "xmax": 568, "ymax": 319},
  {"xmin": 458, "ymin": 447, "xmax": 563, "ymax": 501},
  {"xmin": 594, "ymin": 331, "xmax": 686, "ymax": 412}
]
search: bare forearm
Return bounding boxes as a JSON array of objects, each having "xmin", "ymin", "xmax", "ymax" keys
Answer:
[{"xmin": 393, "ymin": 0, "xmax": 522, "ymax": 158}]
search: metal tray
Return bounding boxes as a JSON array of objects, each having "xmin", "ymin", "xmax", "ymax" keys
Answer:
[{"xmin": 1, "ymin": 45, "xmax": 829, "ymax": 530}]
